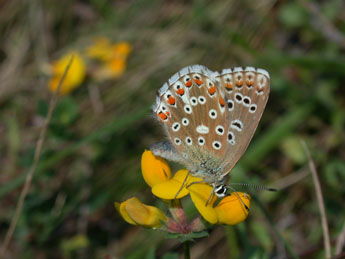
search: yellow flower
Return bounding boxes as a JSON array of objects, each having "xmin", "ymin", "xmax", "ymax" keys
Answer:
[
  {"xmin": 85, "ymin": 37, "xmax": 112, "ymax": 62},
  {"xmin": 48, "ymin": 52, "xmax": 86, "ymax": 95},
  {"xmin": 115, "ymin": 197, "xmax": 167, "ymax": 228},
  {"xmin": 141, "ymin": 150, "xmax": 171, "ymax": 188},
  {"xmin": 215, "ymin": 192, "xmax": 251, "ymax": 225},
  {"xmin": 140, "ymin": 151, "xmax": 251, "ymax": 225},
  {"xmin": 112, "ymin": 42, "xmax": 131, "ymax": 58},
  {"xmin": 86, "ymin": 37, "xmax": 131, "ymax": 80}
]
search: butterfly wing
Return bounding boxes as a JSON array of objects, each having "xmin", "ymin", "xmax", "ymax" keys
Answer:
[
  {"xmin": 151, "ymin": 65, "xmax": 230, "ymax": 181},
  {"xmin": 216, "ymin": 67, "xmax": 270, "ymax": 176}
]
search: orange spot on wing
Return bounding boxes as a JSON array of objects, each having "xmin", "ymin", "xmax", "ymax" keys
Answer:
[
  {"xmin": 219, "ymin": 96, "xmax": 225, "ymax": 107},
  {"xmin": 167, "ymin": 96, "xmax": 175, "ymax": 105},
  {"xmin": 208, "ymin": 86, "xmax": 216, "ymax": 95},
  {"xmin": 194, "ymin": 79, "xmax": 203, "ymax": 86},
  {"xmin": 236, "ymin": 80, "xmax": 243, "ymax": 87},
  {"xmin": 176, "ymin": 88, "xmax": 185, "ymax": 95},
  {"xmin": 185, "ymin": 81, "xmax": 192, "ymax": 87},
  {"xmin": 158, "ymin": 112, "xmax": 167, "ymax": 121},
  {"xmin": 166, "ymin": 111, "xmax": 170, "ymax": 116},
  {"xmin": 225, "ymin": 83, "xmax": 233, "ymax": 90},
  {"xmin": 246, "ymin": 80, "xmax": 253, "ymax": 86}
]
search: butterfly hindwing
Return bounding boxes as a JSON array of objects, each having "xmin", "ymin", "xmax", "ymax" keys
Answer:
[{"xmin": 216, "ymin": 67, "xmax": 270, "ymax": 175}]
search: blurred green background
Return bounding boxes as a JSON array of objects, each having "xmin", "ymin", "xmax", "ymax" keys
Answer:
[{"xmin": 1, "ymin": 0, "xmax": 345, "ymax": 258}]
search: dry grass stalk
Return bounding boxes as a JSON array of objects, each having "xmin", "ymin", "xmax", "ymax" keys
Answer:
[
  {"xmin": 301, "ymin": 140, "xmax": 331, "ymax": 259},
  {"xmin": 1, "ymin": 56, "xmax": 75, "ymax": 256}
]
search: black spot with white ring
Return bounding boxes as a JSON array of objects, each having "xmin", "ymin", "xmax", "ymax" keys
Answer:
[
  {"xmin": 185, "ymin": 137, "xmax": 192, "ymax": 146},
  {"xmin": 182, "ymin": 118, "xmax": 189, "ymax": 126},
  {"xmin": 215, "ymin": 125, "xmax": 225, "ymax": 135},
  {"xmin": 243, "ymin": 96, "xmax": 251, "ymax": 106},
  {"xmin": 213, "ymin": 141, "xmax": 222, "ymax": 150},
  {"xmin": 227, "ymin": 131, "xmax": 235, "ymax": 145},
  {"xmin": 184, "ymin": 105, "xmax": 192, "ymax": 114},
  {"xmin": 227, "ymin": 100, "xmax": 234, "ymax": 111},
  {"xmin": 174, "ymin": 138, "xmax": 182, "ymax": 145},
  {"xmin": 249, "ymin": 104, "xmax": 257, "ymax": 113},
  {"xmin": 231, "ymin": 120, "xmax": 243, "ymax": 132},
  {"xmin": 198, "ymin": 96, "xmax": 206, "ymax": 104},
  {"xmin": 193, "ymin": 74, "xmax": 201, "ymax": 80},
  {"xmin": 183, "ymin": 76, "xmax": 191, "ymax": 84},
  {"xmin": 235, "ymin": 93, "xmax": 243, "ymax": 103},
  {"xmin": 190, "ymin": 96, "xmax": 198, "ymax": 106},
  {"xmin": 172, "ymin": 122, "xmax": 181, "ymax": 132},
  {"xmin": 209, "ymin": 109, "xmax": 217, "ymax": 119},
  {"xmin": 198, "ymin": 137, "xmax": 205, "ymax": 146}
]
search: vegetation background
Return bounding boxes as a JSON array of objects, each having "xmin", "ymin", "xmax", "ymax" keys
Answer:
[{"xmin": 1, "ymin": 0, "xmax": 345, "ymax": 258}]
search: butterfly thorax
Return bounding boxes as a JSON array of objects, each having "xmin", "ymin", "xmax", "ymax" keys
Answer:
[{"xmin": 183, "ymin": 146, "xmax": 225, "ymax": 183}]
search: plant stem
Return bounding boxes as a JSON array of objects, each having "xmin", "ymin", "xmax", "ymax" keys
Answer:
[{"xmin": 184, "ymin": 240, "xmax": 190, "ymax": 259}]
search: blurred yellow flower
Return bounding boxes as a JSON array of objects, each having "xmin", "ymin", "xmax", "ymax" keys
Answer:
[
  {"xmin": 86, "ymin": 37, "xmax": 131, "ymax": 80},
  {"xmin": 115, "ymin": 197, "xmax": 167, "ymax": 228},
  {"xmin": 48, "ymin": 52, "xmax": 86, "ymax": 95}
]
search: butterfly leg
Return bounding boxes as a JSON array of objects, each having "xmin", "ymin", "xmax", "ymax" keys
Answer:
[
  {"xmin": 174, "ymin": 171, "xmax": 191, "ymax": 199},
  {"xmin": 186, "ymin": 181, "xmax": 215, "ymax": 207},
  {"xmin": 205, "ymin": 185, "xmax": 216, "ymax": 207}
]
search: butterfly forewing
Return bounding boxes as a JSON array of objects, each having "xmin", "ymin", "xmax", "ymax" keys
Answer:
[
  {"xmin": 152, "ymin": 65, "xmax": 269, "ymax": 184},
  {"xmin": 217, "ymin": 67, "xmax": 270, "ymax": 175}
]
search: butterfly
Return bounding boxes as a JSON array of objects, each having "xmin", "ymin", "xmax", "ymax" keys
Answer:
[{"xmin": 150, "ymin": 65, "xmax": 270, "ymax": 198}]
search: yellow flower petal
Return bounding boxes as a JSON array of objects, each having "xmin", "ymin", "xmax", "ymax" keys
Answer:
[
  {"xmin": 141, "ymin": 150, "xmax": 171, "ymax": 188},
  {"xmin": 188, "ymin": 182, "xmax": 218, "ymax": 224},
  {"xmin": 85, "ymin": 37, "xmax": 112, "ymax": 61},
  {"xmin": 112, "ymin": 42, "xmax": 131, "ymax": 58},
  {"xmin": 48, "ymin": 52, "xmax": 86, "ymax": 95},
  {"xmin": 114, "ymin": 201, "xmax": 137, "ymax": 225},
  {"xmin": 152, "ymin": 169, "xmax": 190, "ymax": 199},
  {"xmin": 106, "ymin": 58, "xmax": 126, "ymax": 78},
  {"xmin": 125, "ymin": 197, "xmax": 167, "ymax": 228},
  {"xmin": 215, "ymin": 192, "xmax": 251, "ymax": 225}
]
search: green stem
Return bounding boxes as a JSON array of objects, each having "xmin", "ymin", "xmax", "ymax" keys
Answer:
[{"xmin": 184, "ymin": 240, "xmax": 190, "ymax": 259}]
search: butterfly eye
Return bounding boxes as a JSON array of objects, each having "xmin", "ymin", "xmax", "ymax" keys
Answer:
[{"xmin": 215, "ymin": 185, "xmax": 227, "ymax": 197}]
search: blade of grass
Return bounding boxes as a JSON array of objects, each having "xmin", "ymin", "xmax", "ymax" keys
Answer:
[
  {"xmin": 1, "ymin": 56, "xmax": 74, "ymax": 255},
  {"xmin": 252, "ymin": 195, "xmax": 298, "ymax": 259},
  {"xmin": 301, "ymin": 140, "xmax": 331, "ymax": 259},
  {"xmin": 0, "ymin": 106, "xmax": 151, "ymax": 198}
]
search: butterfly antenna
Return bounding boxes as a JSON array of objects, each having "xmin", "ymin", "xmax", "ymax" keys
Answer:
[{"xmin": 230, "ymin": 183, "xmax": 278, "ymax": 192}]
